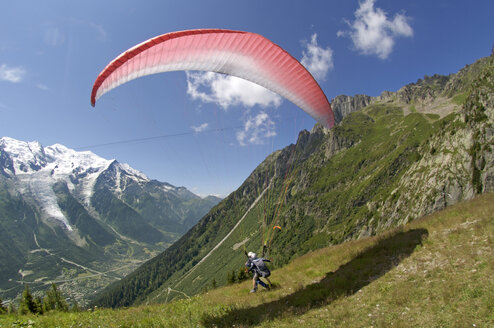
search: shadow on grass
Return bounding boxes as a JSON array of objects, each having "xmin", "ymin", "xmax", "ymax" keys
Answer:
[{"xmin": 202, "ymin": 228, "xmax": 428, "ymax": 327}]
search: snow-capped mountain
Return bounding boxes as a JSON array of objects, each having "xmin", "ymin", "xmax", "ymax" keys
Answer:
[
  {"xmin": 0, "ymin": 136, "xmax": 221, "ymax": 305},
  {"xmin": 1, "ymin": 137, "xmax": 116, "ymax": 231}
]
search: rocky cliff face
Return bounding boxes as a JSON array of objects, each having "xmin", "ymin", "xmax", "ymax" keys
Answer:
[
  {"xmin": 467, "ymin": 60, "xmax": 494, "ymax": 193},
  {"xmin": 352, "ymin": 55, "xmax": 494, "ymax": 236},
  {"xmin": 331, "ymin": 94, "xmax": 372, "ymax": 123}
]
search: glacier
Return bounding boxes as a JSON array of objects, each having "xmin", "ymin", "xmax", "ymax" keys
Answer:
[{"xmin": 0, "ymin": 136, "xmax": 150, "ymax": 231}]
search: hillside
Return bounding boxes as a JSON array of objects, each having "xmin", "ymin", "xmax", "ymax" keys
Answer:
[
  {"xmin": 91, "ymin": 53, "xmax": 494, "ymax": 308},
  {"xmin": 1, "ymin": 193, "xmax": 492, "ymax": 327}
]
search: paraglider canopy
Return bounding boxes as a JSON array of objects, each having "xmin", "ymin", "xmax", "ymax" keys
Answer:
[{"xmin": 91, "ymin": 29, "xmax": 334, "ymax": 129}]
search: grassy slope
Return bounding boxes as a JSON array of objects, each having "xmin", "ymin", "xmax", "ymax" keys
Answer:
[
  {"xmin": 164, "ymin": 104, "xmax": 442, "ymax": 296},
  {"xmin": 110, "ymin": 104, "xmax": 445, "ymax": 306},
  {"xmin": 2, "ymin": 193, "xmax": 493, "ymax": 327}
]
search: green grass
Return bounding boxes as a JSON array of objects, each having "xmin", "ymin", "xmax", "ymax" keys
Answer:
[
  {"xmin": 452, "ymin": 92, "xmax": 468, "ymax": 105},
  {"xmin": 425, "ymin": 113, "xmax": 440, "ymax": 120},
  {"xmin": 2, "ymin": 193, "xmax": 493, "ymax": 327}
]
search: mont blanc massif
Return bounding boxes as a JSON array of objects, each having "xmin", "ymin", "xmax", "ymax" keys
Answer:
[{"xmin": 0, "ymin": 137, "xmax": 221, "ymax": 306}]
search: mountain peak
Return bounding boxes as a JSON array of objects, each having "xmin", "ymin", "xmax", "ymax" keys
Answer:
[{"xmin": 0, "ymin": 136, "xmax": 48, "ymax": 174}]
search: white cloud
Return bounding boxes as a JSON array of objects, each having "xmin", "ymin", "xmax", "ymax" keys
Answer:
[
  {"xmin": 0, "ymin": 64, "xmax": 26, "ymax": 83},
  {"xmin": 337, "ymin": 0, "xmax": 413, "ymax": 59},
  {"xmin": 192, "ymin": 123, "xmax": 209, "ymax": 133},
  {"xmin": 301, "ymin": 33, "xmax": 334, "ymax": 81},
  {"xmin": 236, "ymin": 111, "xmax": 276, "ymax": 146},
  {"xmin": 37, "ymin": 83, "xmax": 49, "ymax": 91},
  {"xmin": 186, "ymin": 71, "xmax": 282, "ymax": 110}
]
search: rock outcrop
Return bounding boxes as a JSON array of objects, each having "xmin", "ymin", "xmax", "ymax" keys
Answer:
[{"xmin": 331, "ymin": 94, "xmax": 372, "ymax": 123}]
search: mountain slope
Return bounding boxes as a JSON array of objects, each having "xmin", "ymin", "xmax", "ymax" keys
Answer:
[
  {"xmin": 0, "ymin": 138, "xmax": 221, "ymax": 305},
  {"xmin": 91, "ymin": 53, "xmax": 494, "ymax": 308},
  {"xmin": 2, "ymin": 192, "xmax": 492, "ymax": 327}
]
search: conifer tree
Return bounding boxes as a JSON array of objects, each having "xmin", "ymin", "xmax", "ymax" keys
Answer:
[
  {"xmin": 226, "ymin": 271, "xmax": 232, "ymax": 284},
  {"xmin": 237, "ymin": 267, "xmax": 248, "ymax": 282},
  {"xmin": 19, "ymin": 285, "xmax": 36, "ymax": 314},
  {"xmin": 33, "ymin": 296, "xmax": 43, "ymax": 315},
  {"xmin": 43, "ymin": 283, "xmax": 68, "ymax": 312},
  {"xmin": 43, "ymin": 285, "xmax": 56, "ymax": 312},
  {"xmin": 227, "ymin": 269, "xmax": 237, "ymax": 284}
]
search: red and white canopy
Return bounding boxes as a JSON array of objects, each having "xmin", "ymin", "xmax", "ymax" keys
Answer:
[{"xmin": 91, "ymin": 29, "xmax": 334, "ymax": 128}]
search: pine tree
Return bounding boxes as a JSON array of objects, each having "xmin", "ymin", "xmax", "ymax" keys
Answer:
[
  {"xmin": 226, "ymin": 271, "xmax": 232, "ymax": 284},
  {"xmin": 19, "ymin": 285, "xmax": 36, "ymax": 314},
  {"xmin": 43, "ymin": 288, "xmax": 56, "ymax": 312},
  {"xmin": 33, "ymin": 296, "xmax": 43, "ymax": 315},
  {"xmin": 227, "ymin": 269, "xmax": 237, "ymax": 284},
  {"xmin": 43, "ymin": 283, "xmax": 68, "ymax": 312},
  {"xmin": 237, "ymin": 267, "xmax": 248, "ymax": 282}
]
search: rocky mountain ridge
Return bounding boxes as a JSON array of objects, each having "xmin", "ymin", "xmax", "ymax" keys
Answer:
[{"xmin": 330, "ymin": 56, "xmax": 492, "ymax": 122}]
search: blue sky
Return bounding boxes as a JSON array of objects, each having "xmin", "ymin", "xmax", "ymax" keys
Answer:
[{"xmin": 1, "ymin": 0, "xmax": 493, "ymax": 197}]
